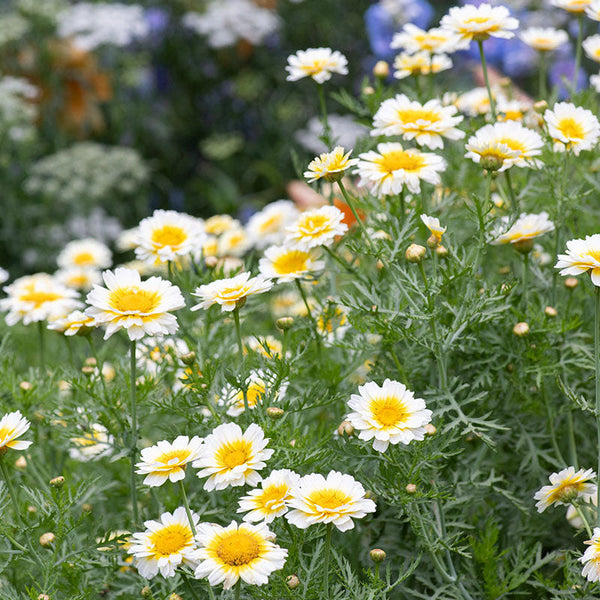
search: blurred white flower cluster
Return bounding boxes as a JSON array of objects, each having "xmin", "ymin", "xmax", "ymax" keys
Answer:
[{"xmin": 0, "ymin": 77, "xmax": 39, "ymax": 144}]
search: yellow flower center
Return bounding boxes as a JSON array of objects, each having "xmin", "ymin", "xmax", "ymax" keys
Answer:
[
  {"xmin": 152, "ymin": 225, "xmax": 187, "ymax": 248},
  {"xmin": 259, "ymin": 214, "xmax": 281, "ymax": 233},
  {"xmin": 73, "ymin": 252, "xmax": 95, "ymax": 266},
  {"xmin": 0, "ymin": 426, "xmax": 14, "ymax": 441},
  {"xmin": 497, "ymin": 137, "xmax": 526, "ymax": 154},
  {"xmin": 157, "ymin": 448, "xmax": 191, "ymax": 466},
  {"xmin": 215, "ymin": 531, "xmax": 261, "ymax": 566},
  {"xmin": 558, "ymin": 117, "xmax": 585, "ymax": 140},
  {"xmin": 301, "ymin": 59, "xmax": 328, "ymax": 75},
  {"xmin": 464, "ymin": 16, "xmax": 492, "ymax": 25},
  {"xmin": 205, "ymin": 216, "xmax": 232, "ymax": 235},
  {"xmin": 110, "ymin": 287, "xmax": 159, "ymax": 313},
  {"xmin": 308, "ymin": 488, "xmax": 352, "ymax": 510},
  {"xmin": 546, "ymin": 478, "xmax": 588, "ymax": 504},
  {"xmin": 68, "ymin": 274, "xmax": 91, "ymax": 287},
  {"xmin": 150, "ymin": 524, "xmax": 192, "ymax": 557},
  {"xmin": 256, "ymin": 483, "xmax": 289, "ymax": 509},
  {"xmin": 586, "ymin": 248, "xmax": 600, "ymax": 261},
  {"xmin": 377, "ymin": 150, "xmax": 426, "ymax": 173},
  {"xmin": 20, "ymin": 290, "xmax": 62, "ymax": 308},
  {"xmin": 370, "ymin": 396, "xmax": 407, "ymax": 427},
  {"xmin": 272, "ymin": 250, "xmax": 310, "ymax": 275},
  {"xmin": 217, "ymin": 440, "xmax": 252, "ymax": 469},
  {"xmin": 397, "ymin": 108, "xmax": 441, "ymax": 125},
  {"xmin": 299, "ymin": 214, "xmax": 333, "ymax": 237}
]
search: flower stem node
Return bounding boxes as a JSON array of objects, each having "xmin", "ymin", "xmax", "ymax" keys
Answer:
[
  {"xmin": 369, "ymin": 548, "xmax": 386, "ymax": 563},
  {"xmin": 533, "ymin": 100, "xmax": 548, "ymax": 114},
  {"xmin": 405, "ymin": 483, "xmax": 417, "ymax": 494},
  {"xmin": 181, "ymin": 351, "xmax": 196, "ymax": 366},
  {"xmin": 15, "ymin": 456, "xmax": 27, "ymax": 469},
  {"xmin": 513, "ymin": 322, "xmax": 530, "ymax": 337},
  {"xmin": 373, "ymin": 61, "xmax": 390, "ymax": 79},
  {"xmin": 276, "ymin": 317, "xmax": 294, "ymax": 331},
  {"xmin": 435, "ymin": 245, "xmax": 449, "ymax": 259},
  {"xmin": 480, "ymin": 154, "xmax": 505, "ymax": 172},
  {"xmin": 565, "ymin": 277, "xmax": 579, "ymax": 289},
  {"xmin": 287, "ymin": 574, "xmax": 301, "ymax": 589},
  {"xmin": 49, "ymin": 476, "xmax": 65, "ymax": 488},
  {"xmin": 267, "ymin": 407, "xmax": 285, "ymax": 420},
  {"xmin": 545, "ymin": 306, "xmax": 558, "ymax": 318},
  {"xmin": 336, "ymin": 420, "xmax": 355, "ymax": 437},
  {"xmin": 513, "ymin": 238, "xmax": 534, "ymax": 254},
  {"xmin": 405, "ymin": 243, "xmax": 427, "ymax": 263},
  {"xmin": 39, "ymin": 532, "xmax": 56, "ymax": 547}
]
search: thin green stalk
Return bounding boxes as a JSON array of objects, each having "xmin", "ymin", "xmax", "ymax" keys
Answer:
[
  {"xmin": 234, "ymin": 578, "xmax": 242, "ymax": 600},
  {"xmin": 0, "ymin": 455, "xmax": 22, "ymax": 523},
  {"xmin": 282, "ymin": 329, "xmax": 289, "ymax": 361},
  {"xmin": 323, "ymin": 522, "xmax": 333, "ymax": 598},
  {"xmin": 399, "ymin": 189, "xmax": 406, "ymax": 223},
  {"xmin": 478, "ymin": 40, "xmax": 496, "ymax": 120},
  {"xmin": 374, "ymin": 562, "xmax": 380, "ymax": 581},
  {"xmin": 389, "ymin": 347, "xmax": 409, "ymax": 384},
  {"xmin": 316, "ymin": 83, "xmax": 331, "ymax": 146},
  {"xmin": 595, "ymin": 286, "xmax": 600, "ymax": 527},
  {"xmin": 574, "ymin": 14, "xmax": 584, "ymax": 96},
  {"xmin": 38, "ymin": 321, "xmax": 45, "ymax": 369},
  {"xmin": 541, "ymin": 383, "xmax": 566, "ymax": 466},
  {"xmin": 179, "ymin": 479, "xmax": 196, "ymax": 536},
  {"xmin": 295, "ymin": 280, "xmax": 322, "ymax": 358},
  {"xmin": 539, "ymin": 51, "xmax": 547, "ymax": 100},
  {"xmin": 574, "ymin": 502, "xmax": 593, "ymax": 538},
  {"xmin": 522, "ymin": 252, "xmax": 529, "ymax": 313},
  {"xmin": 233, "ymin": 307, "xmax": 249, "ymax": 414},
  {"xmin": 337, "ymin": 180, "xmax": 377, "ymax": 256},
  {"xmin": 129, "ymin": 339, "xmax": 139, "ymax": 525}
]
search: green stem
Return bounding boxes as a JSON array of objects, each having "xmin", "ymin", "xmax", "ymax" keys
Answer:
[
  {"xmin": 541, "ymin": 383, "xmax": 566, "ymax": 466},
  {"xmin": 38, "ymin": 321, "xmax": 45, "ymax": 369},
  {"xmin": 179, "ymin": 479, "xmax": 196, "ymax": 536},
  {"xmin": 595, "ymin": 286, "xmax": 600, "ymax": 527},
  {"xmin": 295, "ymin": 280, "xmax": 322, "ymax": 358},
  {"xmin": 522, "ymin": 252, "xmax": 529, "ymax": 313},
  {"xmin": 323, "ymin": 522, "xmax": 333, "ymax": 598},
  {"xmin": 567, "ymin": 406, "xmax": 578, "ymax": 469},
  {"xmin": 574, "ymin": 15, "xmax": 584, "ymax": 96},
  {"xmin": 129, "ymin": 339, "xmax": 139, "ymax": 525},
  {"xmin": 316, "ymin": 83, "xmax": 331, "ymax": 147},
  {"xmin": 0, "ymin": 455, "xmax": 22, "ymax": 523},
  {"xmin": 389, "ymin": 347, "xmax": 409, "ymax": 385},
  {"xmin": 553, "ymin": 152, "xmax": 570, "ymax": 305},
  {"xmin": 539, "ymin": 51, "xmax": 547, "ymax": 100},
  {"xmin": 574, "ymin": 502, "xmax": 593, "ymax": 538},
  {"xmin": 233, "ymin": 308, "xmax": 249, "ymax": 414},
  {"xmin": 323, "ymin": 245, "xmax": 361, "ymax": 279},
  {"xmin": 478, "ymin": 40, "xmax": 496, "ymax": 120},
  {"xmin": 337, "ymin": 180, "xmax": 377, "ymax": 256}
]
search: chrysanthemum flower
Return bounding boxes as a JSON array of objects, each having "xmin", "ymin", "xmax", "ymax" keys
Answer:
[
  {"xmin": 421, "ymin": 214, "xmax": 447, "ymax": 244},
  {"xmin": 191, "ymin": 271, "xmax": 272, "ymax": 312},
  {"xmin": 135, "ymin": 209, "xmax": 205, "ymax": 266},
  {"xmin": 492, "ymin": 213, "xmax": 555, "ymax": 251},
  {"xmin": 85, "ymin": 267, "xmax": 186, "ymax": 340},
  {"xmin": 246, "ymin": 200, "xmax": 299, "ymax": 249},
  {"xmin": 128, "ymin": 507, "xmax": 201, "ymax": 579},
  {"xmin": 544, "ymin": 102, "xmax": 600, "ymax": 155},
  {"xmin": 496, "ymin": 98, "xmax": 530, "ymax": 123},
  {"xmin": 440, "ymin": 3, "xmax": 519, "ymax": 42},
  {"xmin": 258, "ymin": 245, "xmax": 325, "ymax": 283},
  {"xmin": 192, "ymin": 422, "xmax": 273, "ymax": 491},
  {"xmin": 581, "ymin": 527, "xmax": 600, "ymax": 581},
  {"xmin": 304, "ymin": 146, "xmax": 359, "ymax": 183},
  {"xmin": 285, "ymin": 47, "xmax": 348, "ymax": 83},
  {"xmin": 285, "ymin": 206, "xmax": 348, "ymax": 250},
  {"xmin": 0, "ymin": 410, "xmax": 32, "ymax": 452},
  {"xmin": 69, "ymin": 423, "xmax": 113, "ymax": 461},
  {"xmin": 391, "ymin": 24, "xmax": 467, "ymax": 54},
  {"xmin": 584, "ymin": 34, "xmax": 600, "ymax": 64},
  {"xmin": 286, "ymin": 471, "xmax": 376, "ymax": 531},
  {"xmin": 456, "ymin": 86, "xmax": 501, "ymax": 117},
  {"xmin": 57, "ymin": 238, "xmax": 112, "ymax": 270},
  {"xmin": 534, "ymin": 466, "xmax": 596, "ymax": 512},
  {"xmin": 238, "ymin": 469, "xmax": 301, "ymax": 523},
  {"xmin": 217, "ymin": 227, "xmax": 251, "ymax": 258},
  {"xmin": 586, "ymin": 0, "xmax": 600, "ymax": 19},
  {"xmin": 194, "ymin": 521, "xmax": 287, "ymax": 589},
  {"xmin": 204, "ymin": 214, "xmax": 240, "ymax": 236},
  {"xmin": 551, "ymin": 0, "xmax": 592, "ymax": 12},
  {"xmin": 56, "ymin": 267, "xmax": 102, "ymax": 292},
  {"xmin": 355, "ymin": 142, "xmax": 446, "ymax": 197},
  {"xmin": 556, "ymin": 234, "xmax": 600, "ymax": 285},
  {"xmin": 465, "ymin": 121, "xmax": 544, "ymax": 172},
  {"xmin": 371, "ymin": 95, "xmax": 464, "ymax": 150},
  {"xmin": 48, "ymin": 310, "xmax": 95, "ymax": 336},
  {"xmin": 1, "ymin": 273, "xmax": 81, "ymax": 326},
  {"xmin": 520, "ymin": 27, "xmax": 568, "ymax": 52},
  {"xmin": 346, "ymin": 379, "xmax": 432, "ymax": 453},
  {"xmin": 136, "ymin": 435, "xmax": 203, "ymax": 487},
  {"xmin": 393, "ymin": 51, "xmax": 452, "ymax": 79}
]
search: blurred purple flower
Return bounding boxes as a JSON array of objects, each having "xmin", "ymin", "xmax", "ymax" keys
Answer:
[
  {"xmin": 146, "ymin": 7, "xmax": 169, "ymax": 35},
  {"xmin": 550, "ymin": 57, "xmax": 587, "ymax": 99}
]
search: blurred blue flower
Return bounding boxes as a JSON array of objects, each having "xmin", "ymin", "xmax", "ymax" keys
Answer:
[
  {"xmin": 550, "ymin": 56, "xmax": 587, "ymax": 98},
  {"xmin": 146, "ymin": 7, "xmax": 169, "ymax": 36},
  {"xmin": 502, "ymin": 39, "xmax": 538, "ymax": 78}
]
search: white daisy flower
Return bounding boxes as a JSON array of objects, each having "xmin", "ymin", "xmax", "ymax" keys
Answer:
[
  {"xmin": 581, "ymin": 527, "xmax": 600, "ymax": 581},
  {"xmin": 286, "ymin": 471, "xmax": 376, "ymax": 531},
  {"xmin": 496, "ymin": 98, "xmax": 531, "ymax": 123},
  {"xmin": 85, "ymin": 267, "xmax": 186, "ymax": 340},
  {"xmin": 204, "ymin": 214, "xmax": 240, "ymax": 236},
  {"xmin": 391, "ymin": 23, "xmax": 468, "ymax": 55},
  {"xmin": 128, "ymin": 507, "xmax": 201, "ymax": 579},
  {"xmin": 69, "ymin": 423, "xmax": 113, "ymax": 461},
  {"xmin": 48, "ymin": 310, "xmax": 95, "ymax": 336},
  {"xmin": 136, "ymin": 435, "xmax": 203, "ymax": 487},
  {"xmin": 57, "ymin": 238, "xmax": 112, "ymax": 270},
  {"xmin": 456, "ymin": 86, "xmax": 503, "ymax": 117},
  {"xmin": 304, "ymin": 146, "xmax": 359, "ymax": 183},
  {"xmin": 56, "ymin": 267, "xmax": 102, "ymax": 292},
  {"xmin": 346, "ymin": 379, "xmax": 432, "ymax": 453},
  {"xmin": 393, "ymin": 51, "xmax": 452, "ymax": 79},
  {"xmin": 194, "ymin": 520, "xmax": 287, "ymax": 589},
  {"xmin": 116, "ymin": 227, "xmax": 139, "ymax": 252},
  {"xmin": 371, "ymin": 95, "xmax": 465, "ymax": 150},
  {"xmin": 534, "ymin": 466, "xmax": 596, "ymax": 512},
  {"xmin": 492, "ymin": 213, "xmax": 555, "ymax": 248},
  {"xmin": 0, "ymin": 410, "xmax": 32, "ymax": 452},
  {"xmin": 258, "ymin": 245, "xmax": 325, "ymax": 283},
  {"xmin": 217, "ymin": 226, "xmax": 251, "ymax": 258},
  {"xmin": 355, "ymin": 142, "xmax": 446, "ymax": 197},
  {"xmin": 556, "ymin": 234, "xmax": 600, "ymax": 285},
  {"xmin": 551, "ymin": 0, "xmax": 592, "ymax": 12},
  {"xmin": 420, "ymin": 214, "xmax": 447, "ymax": 244},
  {"xmin": 285, "ymin": 206, "xmax": 348, "ymax": 251},
  {"xmin": 586, "ymin": 0, "xmax": 600, "ymax": 19},
  {"xmin": 246, "ymin": 200, "xmax": 299, "ymax": 249},
  {"xmin": 440, "ymin": 3, "xmax": 519, "ymax": 43},
  {"xmin": 544, "ymin": 102, "xmax": 600, "ymax": 155},
  {"xmin": 192, "ymin": 422, "xmax": 274, "ymax": 491},
  {"xmin": 285, "ymin": 48, "xmax": 348, "ymax": 84},
  {"xmin": 584, "ymin": 34, "xmax": 600, "ymax": 64},
  {"xmin": 519, "ymin": 27, "xmax": 568, "ymax": 52}
]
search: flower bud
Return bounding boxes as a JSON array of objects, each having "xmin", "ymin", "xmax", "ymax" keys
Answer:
[
  {"xmin": 373, "ymin": 60, "xmax": 390, "ymax": 79},
  {"xmin": 181, "ymin": 351, "xmax": 196, "ymax": 366},
  {"xmin": 376, "ymin": 259, "xmax": 384, "ymax": 270},
  {"xmin": 427, "ymin": 234, "xmax": 439, "ymax": 249},
  {"xmin": 19, "ymin": 381, "xmax": 32, "ymax": 391},
  {"xmin": 27, "ymin": 505, "xmax": 37, "ymax": 514},
  {"xmin": 49, "ymin": 476, "xmax": 65, "ymax": 488},
  {"xmin": 15, "ymin": 455, "xmax": 27, "ymax": 469},
  {"xmin": 38, "ymin": 595, "xmax": 50, "ymax": 600},
  {"xmin": 405, "ymin": 483, "xmax": 417, "ymax": 494},
  {"xmin": 267, "ymin": 407, "xmax": 285, "ymax": 420},
  {"xmin": 513, "ymin": 238, "xmax": 534, "ymax": 254},
  {"xmin": 533, "ymin": 100, "xmax": 548, "ymax": 114},
  {"xmin": 370, "ymin": 548, "xmax": 386, "ymax": 563},
  {"xmin": 287, "ymin": 574, "xmax": 301, "ymax": 589},
  {"xmin": 513, "ymin": 322, "xmax": 530, "ymax": 337},
  {"xmin": 140, "ymin": 587, "xmax": 154, "ymax": 599},
  {"xmin": 405, "ymin": 243, "xmax": 426, "ymax": 263},
  {"xmin": 544, "ymin": 306, "xmax": 558, "ymax": 318},
  {"xmin": 84, "ymin": 356, "xmax": 97, "ymax": 366},
  {"xmin": 205, "ymin": 255, "xmax": 218, "ymax": 268},
  {"xmin": 39, "ymin": 532, "xmax": 56, "ymax": 547},
  {"xmin": 168, "ymin": 595, "xmax": 183, "ymax": 600},
  {"xmin": 424, "ymin": 423, "xmax": 437, "ymax": 435},
  {"xmin": 82, "ymin": 503, "xmax": 93, "ymax": 513},
  {"xmin": 276, "ymin": 317, "xmax": 294, "ymax": 331},
  {"xmin": 435, "ymin": 245, "xmax": 449, "ymax": 259},
  {"xmin": 480, "ymin": 154, "xmax": 504, "ymax": 172},
  {"xmin": 363, "ymin": 85, "xmax": 375, "ymax": 95},
  {"xmin": 564, "ymin": 277, "xmax": 578, "ymax": 289},
  {"xmin": 498, "ymin": 265, "xmax": 511, "ymax": 275},
  {"xmin": 337, "ymin": 420, "xmax": 355, "ymax": 437},
  {"xmin": 81, "ymin": 365, "xmax": 95, "ymax": 377}
]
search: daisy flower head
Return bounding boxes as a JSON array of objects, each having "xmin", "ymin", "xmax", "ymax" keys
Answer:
[
  {"xmin": 544, "ymin": 102, "xmax": 600, "ymax": 155},
  {"xmin": 346, "ymin": 379, "xmax": 432, "ymax": 453},
  {"xmin": 371, "ymin": 95, "xmax": 465, "ymax": 150},
  {"xmin": 304, "ymin": 146, "xmax": 359, "ymax": 183},
  {"xmin": 191, "ymin": 271, "xmax": 272, "ymax": 312},
  {"xmin": 440, "ymin": 3, "xmax": 519, "ymax": 43},
  {"xmin": 393, "ymin": 51, "xmax": 452, "ymax": 79},
  {"xmin": 285, "ymin": 47, "xmax": 348, "ymax": 84},
  {"xmin": 128, "ymin": 507, "xmax": 201, "ymax": 579},
  {"xmin": 420, "ymin": 214, "xmax": 447, "ymax": 245},
  {"xmin": 286, "ymin": 471, "xmax": 376, "ymax": 531},
  {"xmin": 48, "ymin": 310, "xmax": 95, "ymax": 336},
  {"xmin": 85, "ymin": 267, "xmax": 186, "ymax": 340},
  {"xmin": 556, "ymin": 234, "xmax": 600, "ymax": 285},
  {"xmin": 194, "ymin": 520, "xmax": 287, "ymax": 589},
  {"xmin": 0, "ymin": 273, "xmax": 81, "ymax": 326},
  {"xmin": 258, "ymin": 244, "xmax": 325, "ymax": 283},
  {"xmin": 204, "ymin": 214, "xmax": 240, "ymax": 236},
  {"xmin": 69, "ymin": 423, "xmax": 113, "ymax": 461},
  {"xmin": 519, "ymin": 27, "xmax": 568, "ymax": 52},
  {"xmin": 390, "ymin": 24, "xmax": 468, "ymax": 55},
  {"xmin": 56, "ymin": 267, "xmax": 102, "ymax": 292},
  {"xmin": 456, "ymin": 86, "xmax": 502, "ymax": 117},
  {"xmin": 581, "ymin": 527, "xmax": 600, "ymax": 582},
  {"xmin": 551, "ymin": 0, "xmax": 592, "ymax": 12},
  {"xmin": 492, "ymin": 212, "xmax": 555, "ymax": 251},
  {"xmin": 496, "ymin": 98, "xmax": 530, "ymax": 123},
  {"xmin": 584, "ymin": 34, "xmax": 600, "ymax": 64},
  {"xmin": 534, "ymin": 466, "xmax": 596, "ymax": 512},
  {"xmin": 246, "ymin": 200, "xmax": 299, "ymax": 249},
  {"xmin": 192, "ymin": 422, "xmax": 274, "ymax": 491},
  {"xmin": 0, "ymin": 410, "xmax": 32, "ymax": 453},
  {"xmin": 136, "ymin": 435, "xmax": 203, "ymax": 487},
  {"xmin": 217, "ymin": 226, "xmax": 252, "ymax": 258},
  {"xmin": 586, "ymin": 0, "xmax": 600, "ymax": 19},
  {"xmin": 57, "ymin": 238, "xmax": 112, "ymax": 270},
  {"xmin": 355, "ymin": 142, "xmax": 446, "ymax": 197},
  {"xmin": 135, "ymin": 209, "xmax": 205, "ymax": 266},
  {"xmin": 285, "ymin": 206, "xmax": 348, "ymax": 251},
  {"xmin": 237, "ymin": 469, "xmax": 301, "ymax": 523}
]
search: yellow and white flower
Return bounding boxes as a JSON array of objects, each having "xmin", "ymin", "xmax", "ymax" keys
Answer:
[
  {"xmin": 534, "ymin": 466, "xmax": 596, "ymax": 512},
  {"xmin": 286, "ymin": 470, "xmax": 376, "ymax": 531},
  {"xmin": 128, "ymin": 507, "xmax": 201, "ymax": 579},
  {"xmin": 219, "ymin": 370, "xmax": 287, "ymax": 417},
  {"xmin": 258, "ymin": 245, "xmax": 325, "ymax": 283},
  {"xmin": 556, "ymin": 234, "xmax": 600, "ymax": 285},
  {"xmin": 194, "ymin": 521, "xmax": 287, "ymax": 589},
  {"xmin": 496, "ymin": 98, "xmax": 530, "ymax": 123},
  {"xmin": 519, "ymin": 27, "xmax": 568, "ymax": 52},
  {"xmin": 584, "ymin": 34, "xmax": 600, "ymax": 64},
  {"xmin": 393, "ymin": 51, "xmax": 452, "ymax": 79},
  {"xmin": 355, "ymin": 142, "xmax": 446, "ymax": 196},
  {"xmin": 57, "ymin": 238, "xmax": 112, "ymax": 270},
  {"xmin": 246, "ymin": 200, "xmax": 299, "ymax": 249},
  {"xmin": 48, "ymin": 310, "xmax": 95, "ymax": 336},
  {"xmin": 551, "ymin": 0, "xmax": 592, "ymax": 12},
  {"xmin": 56, "ymin": 267, "xmax": 102, "ymax": 292},
  {"xmin": 217, "ymin": 226, "xmax": 251, "ymax": 257},
  {"xmin": 191, "ymin": 271, "xmax": 272, "ymax": 312},
  {"xmin": 136, "ymin": 435, "xmax": 203, "ymax": 487},
  {"xmin": 135, "ymin": 209, "xmax": 205, "ymax": 266},
  {"xmin": 69, "ymin": 423, "xmax": 113, "ymax": 461},
  {"xmin": 492, "ymin": 212, "xmax": 555, "ymax": 248},
  {"xmin": 238, "ymin": 469, "xmax": 300, "ymax": 523},
  {"xmin": 285, "ymin": 47, "xmax": 348, "ymax": 84},
  {"xmin": 0, "ymin": 410, "xmax": 32, "ymax": 452},
  {"xmin": 1, "ymin": 273, "xmax": 81, "ymax": 326},
  {"xmin": 204, "ymin": 214, "xmax": 240, "ymax": 236},
  {"xmin": 85, "ymin": 267, "xmax": 186, "ymax": 340},
  {"xmin": 440, "ymin": 3, "xmax": 519, "ymax": 42},
  {"xmin": 581, "ymin": 527, "xmax": 600, "ymax": 582},
  {"xmin": 245, "ymin": 335, "xmax": 283, "ymax": 358},
  {"xmin": 456, "ymin": 86, "xmax": 502, "ymax": 117},
  {"xmin": 391, "ymin": 24, "xmax": 467, "ymax": 54},
  {"xmin": 192, "ymin": 422, "xmax": 274, "ymax": 491},
  {"xmin": 586, "ymin": 0, "xmax": 600, "ymax": 19},
  {"xmin": 371, "ymin": 95, "xmax": 464, "ymax": 150},
  {"xmin": 116, "ymin": 227, "xmax": 139, "ymax": 252},
  {"xmin": 420, "ymin": 214, "xmax": 447, "ymax": 244},
  {"xmin": 346, "ymin": 379, "xmax": 432, "ymax": 453},
  {"xmin": 544, "ymin": 102, "xmax": 600, "ymax": 155},
  {"xmin": 285, "ymin": 206, "xmax": 348, "ymax": 251},
  {"xmin": 304, "ymin": 146, "xmax": 359, "ymax": 183}
]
